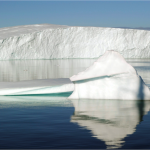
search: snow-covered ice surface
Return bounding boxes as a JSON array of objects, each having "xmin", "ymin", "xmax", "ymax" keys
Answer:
[
  {"xmin": 1, "ymin": 24, "xmax": 150, "ymax": 59},
  {"xmin": 0, "ymin": 24, "xmax": 68, "ymax": 39},
  {"xmin": 69, "ymin": 51, "xmax": 150, "ymax": 100},
  {"xmin": 71, "ymin": 99, "xmax": 150, "ymax": 149},
  {"xmin": 0, "ymin": 78, "xmax": 74, "ymax": 96}
]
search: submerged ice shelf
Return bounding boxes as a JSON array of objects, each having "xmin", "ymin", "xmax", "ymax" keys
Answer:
[
  {"xmin": 0, "ymin": 24, "xmax": 150, "ymax": 60},
  {"xmin": 0, "ymin": 78, "xmax": 74, "ymax": 96}
]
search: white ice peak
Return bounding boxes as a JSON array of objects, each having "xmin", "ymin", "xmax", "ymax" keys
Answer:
[
  {"xmin": 69, "ymin": 51, "xmax": 150, "ymax": 100},
  {"xmin": 70, "ymin": 50, "xmax": 137, "ymax": 81}
]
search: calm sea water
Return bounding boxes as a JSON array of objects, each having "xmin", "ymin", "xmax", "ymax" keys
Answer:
[{"xmin": 0, "ymin": 59, "xmax": 150, "ymax": 149}]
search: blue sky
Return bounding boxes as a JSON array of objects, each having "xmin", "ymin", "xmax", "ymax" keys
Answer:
[{"xmin": 0, "ymin": 1, "xmax": 150, "ymax": 28}]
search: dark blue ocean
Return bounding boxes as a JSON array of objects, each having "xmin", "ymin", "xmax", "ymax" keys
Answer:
[{"xmin": 0, "ymin": 59, "xmax": 150, "ymax": 149}]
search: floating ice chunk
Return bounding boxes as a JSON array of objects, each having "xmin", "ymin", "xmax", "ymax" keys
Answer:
[{"xmin": 69, "ymin": 50, "xmax": 150, "ymax": 100}]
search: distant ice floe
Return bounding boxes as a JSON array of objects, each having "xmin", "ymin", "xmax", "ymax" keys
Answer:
[
  {"xmin": 0, "ymin": 24, "xmax": 150, "ymax": 60},
  {"xmin": 69, "ymin": 50, "xmax": 150, "ymax": 100}
]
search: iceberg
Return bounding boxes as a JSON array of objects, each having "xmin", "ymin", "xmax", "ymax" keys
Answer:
[
  {"xmin": 1, "ymin": 24, "xmax": 150, "ymax": 60},
  {"xmin": 1, "ymin": 51, "xmax": 150, "ymax": 99},
  {"xmin": 69, "ymin": 51, "xmax": 150, "ymax": 100},
  {"xmin": 0, "ymin": 51, "xmax": 150, "ymax": 98}
]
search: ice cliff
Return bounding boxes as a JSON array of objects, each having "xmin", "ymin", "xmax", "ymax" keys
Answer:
[
  {"xmin": 0, "ymin": 24, "xmax": 150, "ymax": 60},
  {"xmin": 69, "ymin": 51, "xmax": 150, "ymax": 100}
]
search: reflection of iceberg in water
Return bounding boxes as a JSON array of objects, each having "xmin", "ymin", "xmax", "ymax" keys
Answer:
[{"xmin": 71, "ymin": 99, "xmax": 150, "ymax": 149}]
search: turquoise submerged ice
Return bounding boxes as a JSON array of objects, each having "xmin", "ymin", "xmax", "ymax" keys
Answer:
[
  {"xmin": 0, "ymin": 78, "xmax": 74, "ymax": 96},
  {"xmin": 69, "ymin": 51, "xmax": 150, "ymax": 100},
  {"xmin": 0, "ymin": 24, "xmax": 150, "ymax": 60}
]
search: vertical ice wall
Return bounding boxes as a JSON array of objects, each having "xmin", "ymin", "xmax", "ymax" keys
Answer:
[{"xmin": 0, "ymin": 24, "xmax": 150, "ymax": 59}]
